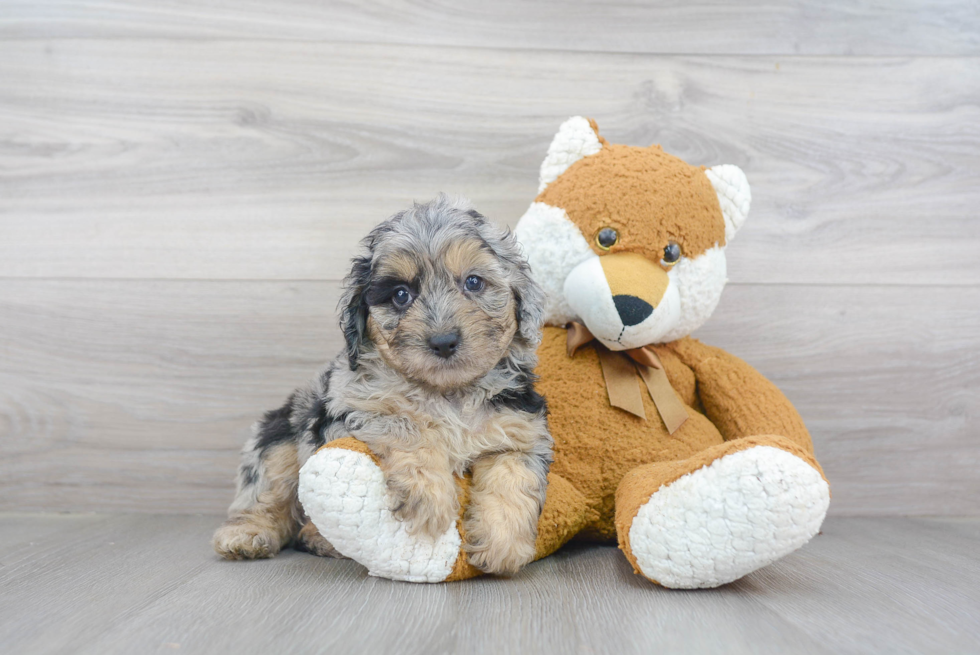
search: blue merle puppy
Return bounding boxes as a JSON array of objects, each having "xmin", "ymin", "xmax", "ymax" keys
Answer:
[{"xmin": 212, "ymin": 196, "xmax": 553, "ymax": 575}]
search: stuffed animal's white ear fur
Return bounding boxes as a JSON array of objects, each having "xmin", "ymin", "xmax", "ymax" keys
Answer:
[
  {"xmin": 705, "ymin": 165, "xmax": 751, "ymax": 242},
  {"xmin": 538, "ymin": 116, "xmax": 604, "ymax": 193}
]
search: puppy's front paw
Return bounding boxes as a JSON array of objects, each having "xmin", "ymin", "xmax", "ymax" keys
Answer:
[
  {"xmin": 386, "ymin": 470, "xmax": 459, "ymax": 539},
  {"xmin": 463, "ymin": 451, "xmax": 546, "ymax": 576},
  {"xmin": 464, "ymin": 517, "xmax": 537, "ymax": 576},
  {"xmin": 212, "ymin": 519, "xmax": 284, "ymax": 560}
]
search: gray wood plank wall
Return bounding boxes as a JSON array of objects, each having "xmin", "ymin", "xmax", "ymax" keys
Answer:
[{"xmin": 1, "ymin": 2, "xmax": 977, "ymax": 516}]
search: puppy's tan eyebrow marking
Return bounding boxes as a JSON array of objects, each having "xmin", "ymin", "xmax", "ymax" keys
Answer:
[
  {"xmin": 442, "ymin": 238, "xmax": 498, "ymax": 279},
  {"xmin": 376, "ymin": 251, "xmax": 420, "ymax": 283}
]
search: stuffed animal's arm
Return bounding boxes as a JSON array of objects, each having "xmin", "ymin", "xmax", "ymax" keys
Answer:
[{"xmin": 667, "ymin": 337, "xmax": 814, "ymax": 455}]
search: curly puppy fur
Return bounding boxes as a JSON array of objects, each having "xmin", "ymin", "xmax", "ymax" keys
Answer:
[{"xmin": 213, "ymin": 196, "xmax": 553, "ymax": 576}]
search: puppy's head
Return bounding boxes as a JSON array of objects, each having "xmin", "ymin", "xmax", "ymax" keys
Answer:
[{"xmin": 340, "ymin": 195, "xmax": 544, "ymax": 391}]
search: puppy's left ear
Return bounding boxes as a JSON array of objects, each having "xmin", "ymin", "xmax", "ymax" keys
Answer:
[
  {"xmin": 339, "ymin": 254, "xmax": 372, "ymax": 370},
  {"xmin": 514, "ymin": 270, "xmax": 546, "ymax": 348},
  {"xmin": 474, "ymin": 216, "xmax": 546, "ymax": 348},
  {"xmin": 509, "ymin": 248, "xmax": 546, "ymax": 348}
]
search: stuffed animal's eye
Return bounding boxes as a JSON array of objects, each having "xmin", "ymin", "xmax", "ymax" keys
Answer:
[
  {"xmin": 464, "ymin": 275, "xmax": 485, "ymax": 292},
  {"xmin": 392, "ymin": 286, "xmax": 414, "ymax": 308},
  {"xmin": 596, "ymin": 227, "xmax": 619, "ymax": 250},
  {"xmin": 662, "ymin": 241, "xmax": 682, "ymax": 266}
]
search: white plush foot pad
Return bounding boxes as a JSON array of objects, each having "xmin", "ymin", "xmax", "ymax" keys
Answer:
[
  {"xmin": 628, "ymin": 446, "xmax": 830, "ymax": 589},
  {"xmin": 298, "ymin": 447, "xmax": 460, "ymax": 583}
]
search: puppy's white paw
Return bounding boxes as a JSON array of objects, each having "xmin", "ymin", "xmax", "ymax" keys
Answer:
[
  {"xmin": 627, "ymin": 445, "xmax": 829, "ymax": 589},
  {"xmin": 298, "ymin": 446, "xmax": 462, "ymax": 583}
]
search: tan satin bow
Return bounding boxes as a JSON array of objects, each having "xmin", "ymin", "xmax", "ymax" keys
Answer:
[{"xmin": 565, "ymin": 322, "xmax": 688, "ymax": 434}]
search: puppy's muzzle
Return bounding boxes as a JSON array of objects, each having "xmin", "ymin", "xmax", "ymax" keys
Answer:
[{"xmin": 428, "ymin": 331, "xmax": 460, "ymax": 359}]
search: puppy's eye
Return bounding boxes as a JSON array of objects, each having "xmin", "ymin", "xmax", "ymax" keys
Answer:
[
  {"xmin": 596, "ymin": 227, "xmax": 619, "ymax": 250},
  {"xmin": 391, "ymin": 286, "xmax": 414, "ymax": 308},
  {"xmin": 662, "ymin": 241, "xmax": 682, "ymax": 266},
  {"xmin": 464, "ymin": 275, "xmax": 485, "ymax": 292}
]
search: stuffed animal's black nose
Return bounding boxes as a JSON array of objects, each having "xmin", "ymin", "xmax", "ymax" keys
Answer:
[
  {"xmin": 428, "ymin": 331, "xmax": 460, "ymax": 358},
  {"xmin": 613, "ymin": 295, "xmax": 653, "ymax": 327}
]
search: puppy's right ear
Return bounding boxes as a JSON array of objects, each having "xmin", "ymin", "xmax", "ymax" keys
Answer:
[{"xmin": 339, "ymin": 254, "xmax": 372, "ymax": 370}]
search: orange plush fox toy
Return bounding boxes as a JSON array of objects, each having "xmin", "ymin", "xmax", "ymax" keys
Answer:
[{"xmin": 299, "ymin": 117, "xmax": 830, "ymax": 588}]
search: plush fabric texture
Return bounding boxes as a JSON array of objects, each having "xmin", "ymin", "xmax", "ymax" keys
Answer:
[
  {"xmin": 513, "ymin": 202, "xmax": 597, "ymax": 326},
  {"xmin": 532, "ymin": 329, "xmax": 828, "ymax": 543},
  {"xmin": 620, "ymin": 442, "xmax": 829, "ymax": 588},
  {"xmin": 299, "ymin": 118, "xmax": 829, "ymax": 588},
  {"xmin": 705, "ymin": 165, "xmax": 752, "ymax": 242},
  {"xmin": 536, "ymin": 143, "xmax": 728, "ymax": 262},
  {"xmin": 298, "ymin": 440, "xmax": 463, "ymax": 583},
  {"xmin": 303, "ymin": 437, "xmax": 594, "ymax": 583},
  {"xmin": 538, "ymin": 116, "xmax": 606, "ymax": 192}
]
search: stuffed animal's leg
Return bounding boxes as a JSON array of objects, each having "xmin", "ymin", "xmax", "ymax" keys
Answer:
[
  {"xmin": 615, "ymin": 436, "xmax": 829, "ymax": 589},
  {"xmin": 299, "ymin": 437, "xmax": 593, "ymax": 582},
  {"xmin": 668, "ymin": 338, "xmax": 816, "ymax": 454},
  {"xmin": 299, "ymin": 437, "xmax": 466, "ymax": 583}
]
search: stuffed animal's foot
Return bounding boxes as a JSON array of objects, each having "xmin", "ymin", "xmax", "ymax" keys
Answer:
[
  {"xmin": 298, "ymin": 438, "xmax": 465, "ymax": 582},
  {"xmin": 617, "ymin": 439, "xmax": 829, "ymax": 589}
]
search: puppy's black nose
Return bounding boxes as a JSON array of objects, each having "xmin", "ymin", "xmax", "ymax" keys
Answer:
[
  {"xmin": 428, "ymin": 331, "xmax": 460, "ymax": 358},
  {"xmin": 613, "ymin": 295, "xmax": 654, "ymax": 327}
]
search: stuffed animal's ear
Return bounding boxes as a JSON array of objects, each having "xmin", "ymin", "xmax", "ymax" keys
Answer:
[
  {"xmin": 538, "ymin": 116, "xmax": 605, "ymax": 193},
  {"xmin": 705, "ymin": 165, "xmax": 752, "ymax": 242},
  {"xmin": 339, "ymin": 254, "xmax": 372, "ymax": 370}
]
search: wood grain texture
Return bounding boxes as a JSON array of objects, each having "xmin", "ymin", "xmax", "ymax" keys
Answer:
[
  {"xmin": 1, "ymin": 42, "xmax": 978, "ymax": 285},
  {"xmin": 0, "ymin": 280, "xmax": 336, "ymax": 514},
  {"xmin": 2, "ymin": 1, "xmax": 979, "ymax": 55},
  {"xmin": 1, "ymin": 280, "xmax": 976, "ymax": 516},
  {"xmin": 0, "ymin": 514, "xmax": 977, "ymax": 654},
  {"xmin": 1, "ymin": 4, "xmax": 978, "ymax": 520}
]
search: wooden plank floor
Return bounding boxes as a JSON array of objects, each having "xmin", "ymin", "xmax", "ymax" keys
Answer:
[{"xmin": 1, "ymin": 514, "xmax": 978, "ymax": 655}]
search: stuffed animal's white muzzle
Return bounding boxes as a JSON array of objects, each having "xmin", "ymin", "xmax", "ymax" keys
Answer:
[{"xmin": 563, "ymin": 253, "xmax": 681, "ymax": 350}]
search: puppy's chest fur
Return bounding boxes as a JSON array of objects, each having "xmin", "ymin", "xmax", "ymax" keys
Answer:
[
  {"xmin": 327, "ymin": 356, "xmax": 513, "ymax": 473},
  {"xmin": 359, "ymin": 398, "xmax": 500, "ymax": 475}
]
